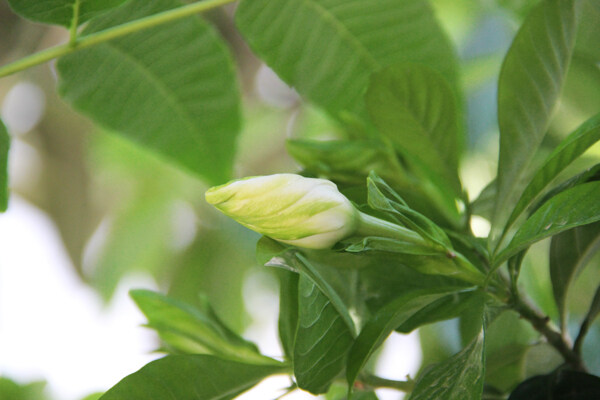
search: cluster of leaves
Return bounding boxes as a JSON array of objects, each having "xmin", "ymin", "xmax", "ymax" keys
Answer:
[{"xmin": 2, "ymin": 0, "xmax": 600, "ymax": 399}]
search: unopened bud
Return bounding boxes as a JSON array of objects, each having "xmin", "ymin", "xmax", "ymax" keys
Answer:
[{"xmin": 205, "ymin": 174, "xmax": 358, "ymax": 249}]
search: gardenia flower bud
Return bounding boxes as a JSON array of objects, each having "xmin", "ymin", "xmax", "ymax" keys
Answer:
[{"xmin": 205, "ymin": 174, "xmax": 359, "ymax": 249}]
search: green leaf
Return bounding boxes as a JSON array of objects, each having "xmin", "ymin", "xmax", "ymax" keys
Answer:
[
  {"xmin": 294, "ymin": 275, "xmax": 355, "ymax": 394},
  {"xmin": 367, "ymin": 173, "xmax": 452, "ymax": 248},
  {"xmin": 504, "ymin": 113, "xmax": 600, "ymax": 237},
  {"xmin": 496, "ymin": 181, "xmax": 600, "ymax": 265},
  {"xmin": 235, "ymin": 0, "xmax": 458, "ymax": 119},
  {"xmin": 275, "ymin": 269, "xmax": 299, "ymax": 361},
  {"xmin": 344, "ymin": 236, "xmax": 441, "ymax": 256},
  {"xmin": 409, "ymin": 308, "xmax": 486, "ymax": 400},
  {"xmin": 586, "ymin": 285, "xmax": 600, "ymax": 324},
  {"xmin": 0, "ymin": 119, "xmax": 8, "ymax": 212},
  {"xmin": 365, "ymin": 64, "xmax": 462, "ymax": 199},
  {"xmin": 550, "ymin": 222, "xmax": 600, "ymax": 327},
  {"xmin": 58, "ymin": 0, "xmax": 240, "ymax": 185},
  {"xmin": 0, "ymin": 377, "xmax": 48, "ymax": 400},
  {"xmin": 99, "ymin": 355, "xmax": 286, "ymax": 400},
  {"xmin": 346, "ymin": 287, "xmax": 462, "ymax": 387},
  {"xmin": 493, "ymin": 0, "xmax": 579, "ymax": 237},
  {"xmin": 130, "ymin": 290, "xmax": 271, "ymax": 365},
  {"xmin": 7, "ymin": 0, "xmax": 127, "ymax": 27},
  {"xmin": 286, "ymin": 139, "xmax": 402, "ymax": 185},
  {"xmin": 396, "ymin": 290, "xmax": 485, "ymax": 334}
]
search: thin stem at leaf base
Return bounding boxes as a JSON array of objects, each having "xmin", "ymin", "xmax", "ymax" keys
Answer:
[{"xmin": 0, "ymin": 0, "xmax": 237, "ymax": 78}]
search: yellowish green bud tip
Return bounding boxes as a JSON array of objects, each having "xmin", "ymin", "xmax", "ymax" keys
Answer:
[{"xmin": 205, "ymin": 174, "xmax": 358, "ymax": 249}]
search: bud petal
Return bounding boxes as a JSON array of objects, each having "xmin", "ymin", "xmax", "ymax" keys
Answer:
[{"xmin": 205, "ymin": 174, "xmax": 358, "ymax": 249}]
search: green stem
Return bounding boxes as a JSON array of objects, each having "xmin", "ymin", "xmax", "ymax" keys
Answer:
[
  {"xmin": 356, "ymin": 212, "xmax": 429, "ymax": 247},
  {"xmin": 69, "ymin": 0, "xmax": 81, "ymax": 46},
  {"xmin": 357, "ymin": 373, "xmax": 415, "ymax": 392},
  {"xmin": 0, "ymin": 0, "xmax": 236, "ymax": 78}
]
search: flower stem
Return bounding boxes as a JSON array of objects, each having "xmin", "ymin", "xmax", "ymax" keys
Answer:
[
  {"xmin": 355, "ymin": 212, "xmax": 429, "ymax": 247},
  {"xmin": 0, "ymin": 0, "xmax": 236, "ymax": 78}
]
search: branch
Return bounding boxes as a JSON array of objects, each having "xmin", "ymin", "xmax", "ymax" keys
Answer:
[
  {"xmin": 512, "ymin": 291, "xmax": 587, "ymax": 372},
  {"xmin": 0, "ymin": 0, "xmax": 236, "ymax": 78},
  {"xmin": 357, "ymin": 372, "xmax": 415, "ymax": 392}
]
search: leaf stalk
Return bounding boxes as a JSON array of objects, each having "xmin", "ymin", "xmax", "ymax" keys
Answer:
[{"xmin": 0, "ymin": 0, "xmax": 236, "ymax": 78}]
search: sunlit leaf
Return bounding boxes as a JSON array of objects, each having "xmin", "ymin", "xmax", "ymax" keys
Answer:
[
  {"xmin": 99, "ymin": 355, "xmax": 286, "ymax": 400},
  {"xmin": 493, "ymin": 0, "xmax": 578, "ymax": 238},
  {"xmin": 58, "ymin": 0, "xmax": 240, "ymax": 185},
  {"xmin": 130, "ymin": 290, "xmax": 271, "ymax": 365},
  {"xmin": 294, "ymin": 275, "xmax": 354, "ymax": 394},
  {"xmin": 7, "ymin": 0, "xmax": 127, "ymax": 27},
  {"xmin": 0, "ymin": 119, "xmax": 8, "ymax": 212},
  {"xmin": 496, "ymin": 182, "xmax": 600, "ymax": 265},
  {"xmin": 550, "ymin": 222, "xmax": 600, "ymax": 327},
  {"xmin": 235, "ymin": 0, "xmax": 458, "ymax": 119}
]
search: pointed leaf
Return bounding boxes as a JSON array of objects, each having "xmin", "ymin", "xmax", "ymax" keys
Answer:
[
  {"xmin": 294, "ymin": 275, "xmax": 355, "ymax": 394},
  {"xmin": 550, "ymin": 222, "xmax": 600, "ymax": 326},
  {"xmin": 130, "ymin": 290, "xmax": 270, "ymax": 365},
  {"xmin": 8, "ymin": 0, "xmax": 127, "ymax": 27},
  {"xmin": 505, "ymin": 113, "xmax": 600, "ymax": 234},
  {"xmin": 409, "ymin": 301, "xmax": 486, "ymax": 400},
  {"xmin": 99, "ymin": 355, "xmax": 286, "ymax": 400},
  {"xmin": 346, "ymin": 287, "xmax": 462, "ymax": 386},
  {"xmin": 366, "ymin": 64, "xmax": 462, "ymax": 195},
  {"xmin": 235, "ymin": 0, "xmax": 458, "ymax": 119},
  {"xmin": 409, "ymin": 332, "xmax": 485, "ymax": 400},
  {"xmin": 493, "ymin": 0, "xmax": 579, "ymax": 235},
  {"xmin": 0, "ymin": 119, "xmax": 8, "ymax": 212},
  {"xmin": 58, "ymin": 0, "xmax": 240, "ymax": 185},
  {"xmin": 496, "ymin": 181, "xmax": 600, "ymax": 265}
]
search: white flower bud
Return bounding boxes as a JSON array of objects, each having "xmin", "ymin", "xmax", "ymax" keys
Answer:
[{"xmin": 205, "ymin": 174, "xmax": 358, "ymax": 249}]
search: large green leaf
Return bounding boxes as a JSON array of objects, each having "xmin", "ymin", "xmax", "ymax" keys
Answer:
[
  {"xmin": 493, "ymin": 0, "xmax": 579, "ymax": 238},
  {"xmin": 496, "ymin": 181, "xmax": 600, "ymax": 265},
  {"xmin": 409, "ymin": 306, "xmax": 486, "ymax": 400},
  {"xmin": 346, "ymin": 287, "xmax": 462, "ymax": 387},
  {"xmin": 99, "ymin": 355, "xmax": 286, "ymax": 400},
  {"xmin": 503, "ymin": 113, "xmax": 600, "ymax": 239},
  {"xmin": 294, "ymin": 275, "xmax": 355, "ymax": 394},
  {"xmin": 58, "ymin": 0, "xmax": 240, "ymax": 185},
  {"xmin": 366, "ymin": 64, "xmax": 462, "ymax": 198},
  {"xmin": 235, "ymin": 0, "xmax": 458, "ymax": 119},
  {"xmin": 0, "ymin": 119, "xmax": 8, "ymax": 212},
  {"xmin": 7, "ymin": 0, "xmax": 127, "ymax": 27},
  {"xmin": 130, "ymin": 290, "xmax": 271, "ymax": 365},
  {"xmin": 550, "ymin": 222, "xmax": 600, "ymax": 328}
]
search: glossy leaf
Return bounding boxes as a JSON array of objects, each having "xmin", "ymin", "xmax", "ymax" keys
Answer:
[
  {"xmin": 58, "ymin": 0, "xmax": 240, "ymax": 185},
  {"xmin": 99, "ymin": 355, "xmax": 286, "ymax": 400},
  {"xmin": 493, "ymin": 0, "xmax": 578, "ymax": 236},
  {"xmin": 366, "ymin": 64, "xmax": 462, "ymax": 195},
  {"xmin": 504, "ymin": 113, "xmax": 600, "ymax": 234},
  {"xmin": 550, "ymin": 222, "xmax": 600, "ymax": 327},
  {"xmin": 0, "ymin": 119, "xmax": 8, "ymax": 212},
  {"xmin": 346, "ymin": 287, "xmax": 462, "ymax": 386},
  {"xmin": 294, "ymin": 275, "xmax": 355, "ymax": 394},
  {"xmin": 130, "ymin": 290, "xmax": 270, "ymax": 364},
  {"xmin": 7, "ymin": 0, "xmax": 127, "ymax": 27},
  {"xmin": 497, "ymin": 181, "xmax": 600, "ymax": 265},
  {"xmin": 235, "ymin": 0, "xmax": 458, "ymax": 119}
]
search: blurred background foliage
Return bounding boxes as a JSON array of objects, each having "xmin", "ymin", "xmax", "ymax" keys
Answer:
[{"xmin": 1, "ymin": 0, "xmax": 599, "ymax": 397}]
